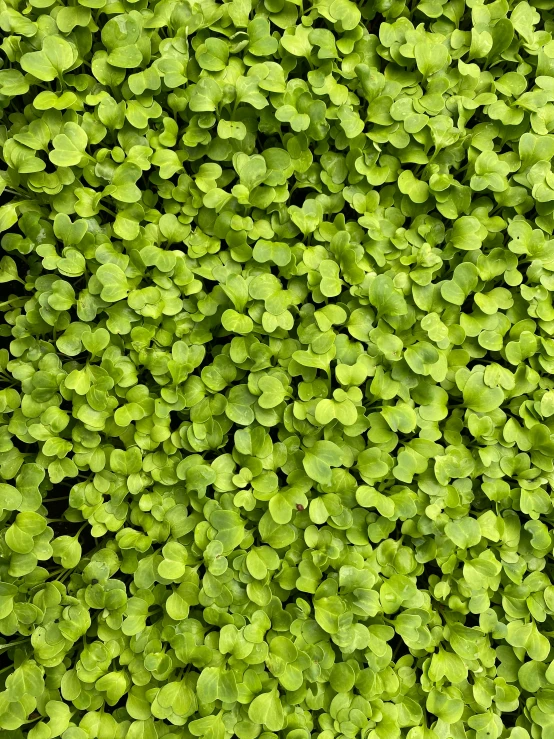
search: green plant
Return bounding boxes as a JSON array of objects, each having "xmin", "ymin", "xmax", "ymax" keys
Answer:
[{"xmin": 0, "ymin": 0, "xmax": 553, "ymax": 737}]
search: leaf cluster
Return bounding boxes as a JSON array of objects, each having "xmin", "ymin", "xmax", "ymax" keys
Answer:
[{"xmin": 1, "ymin": 0, "xmax": 554, "ymax": 738}]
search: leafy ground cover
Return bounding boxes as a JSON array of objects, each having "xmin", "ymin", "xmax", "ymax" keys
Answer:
[{"xmin": 0, "ymin": 0, "xmax": 553, "ymax": 737}]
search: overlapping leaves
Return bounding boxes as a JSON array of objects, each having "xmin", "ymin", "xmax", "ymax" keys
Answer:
[{"xmin": 0, "ymin": 0, "xmax": 554, "ymax": 738}]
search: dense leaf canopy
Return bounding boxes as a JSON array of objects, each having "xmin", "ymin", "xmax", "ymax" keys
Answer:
[{"xmin": 0, "ymin": 0, "xmax": 553, "ymax": 738}]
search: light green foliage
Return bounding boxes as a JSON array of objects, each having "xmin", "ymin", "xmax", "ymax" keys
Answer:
[{"xmin": 0, "ymin": 0, "xmax": 553, "ymax": 737}]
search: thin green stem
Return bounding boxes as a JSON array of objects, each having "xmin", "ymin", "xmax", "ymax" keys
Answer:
[{"xmin": 0, "ymin": 638, "xmax": 29, "ymax": 651}]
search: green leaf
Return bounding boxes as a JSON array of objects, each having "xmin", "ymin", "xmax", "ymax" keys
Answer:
[
  {"xmin": 248, "ymin": 690, "xmax": 284, "ymax": 731},
  {"xmin": 49, "ymin": 123, "xmax": 88, "ymax": 167},
  {"xmin": 20, "ymin": 36, "xmax": 76, "ymax": 81}
]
